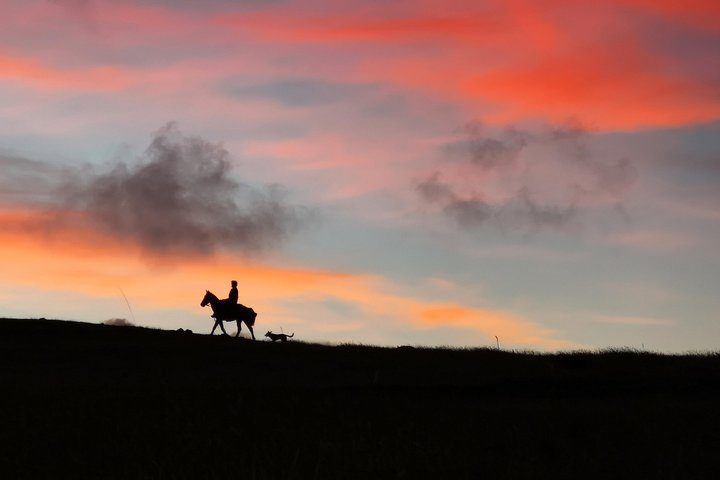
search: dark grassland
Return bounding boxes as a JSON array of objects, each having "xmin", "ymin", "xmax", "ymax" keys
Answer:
[{"xmin": 1, "ymin": 318, "xmax": 720, "ymax": 479}]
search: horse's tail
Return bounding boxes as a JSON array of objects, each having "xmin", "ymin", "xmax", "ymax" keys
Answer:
[{"xmin": 245, "ymin": 307, "xmax": 257, "ymax": 327}]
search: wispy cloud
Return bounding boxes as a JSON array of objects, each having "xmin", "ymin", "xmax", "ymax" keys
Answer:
[
  {"xmin": 221, "ymin": 78, "xmax": 377, "ymax": 107},
  {"xmin": 591, "ymin": 315, "xmax": 675, "ymax": 327},
  {"xmin": 0, "ymin": 153, "xmax": 68, "ymax": 206},
  {"xmin": 415, "ymin": 120, "xmax": 638, "ymax": 234},
  {"xmin": 605, "ymin": 228, "xmax": 700, "ymax": 252},
  {"xmin": 0, "ymin": 224, "xmax": 572, "ymax": 349},
  {"xmin": 0, "ymin": 53, "xmax": 134, "ymax": 91},
  {"xmin": 3, "ymin": 1, "xmax": 714, "ymax": 130}
]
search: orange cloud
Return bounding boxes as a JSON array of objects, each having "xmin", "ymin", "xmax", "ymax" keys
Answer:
[
  {"xmin": 418, "ymin": 305, "xmax": 571, "ymax": 349},
  {"xmin": 0, "ymin": 206, "xmax": 570, "ymax": 349}
]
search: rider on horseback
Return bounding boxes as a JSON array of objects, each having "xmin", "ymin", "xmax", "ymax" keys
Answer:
[
  {"xmin": 201, "ymin": 286, "xmax": 257, "ymax": 339},
  {"xmin": 227, "ymin": 280, "xmax": 238, "ymax": 306},
  {"xmin": 213, "ymin": 280, "xmax": 238, "ymax": 319}
]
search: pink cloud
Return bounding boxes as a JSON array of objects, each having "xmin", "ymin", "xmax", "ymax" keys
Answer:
[
  {"xmin": 212, "ymin": 1, "xmax": 719, "ymax": 130},
  {"xmin": 1, "ymin": 0, "xmax": 716, "ymax": 132},
  {"xmin": 605, "ymin": 228, "xmax": 700, "ymax": 252},
  {"xmin": 0, "ymin": 53, "xmax": 134, "ymax": 91}
]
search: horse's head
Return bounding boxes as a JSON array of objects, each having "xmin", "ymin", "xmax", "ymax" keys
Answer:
[{"xmin": 200, "ymin": 290, "xmax": 212, "ymax": 307}]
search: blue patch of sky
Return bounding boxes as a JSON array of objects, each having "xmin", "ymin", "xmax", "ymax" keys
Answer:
[{"xmin": 220, "ymin": 78, "xmax": 380, "ymax": 107}]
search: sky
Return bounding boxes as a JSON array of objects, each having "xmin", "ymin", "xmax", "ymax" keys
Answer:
[{"xmin": 0, "ymin": 0, "xmax": 718, "ymax": 351}]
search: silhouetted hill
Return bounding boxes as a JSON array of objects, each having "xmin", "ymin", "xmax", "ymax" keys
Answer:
[{"xmin": 2, "ymin": 318, "xmax": 720, "ymax": 479}]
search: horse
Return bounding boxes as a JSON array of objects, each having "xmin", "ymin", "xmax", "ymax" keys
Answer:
[{"xmin": 200, "ymin": 290, "xmax": 257, "ymax": 340}]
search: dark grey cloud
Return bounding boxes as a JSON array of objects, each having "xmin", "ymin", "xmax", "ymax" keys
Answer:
[
  {"xmin": 416, "ymin": 172, "xmax": 493, "ymax": 228},
  {"xmin": 444, "ymin": 121, "xmax": 533, "ymax": 171},
  {"xmin": 66, "ymin": 123, "xmax": 310, "ymax": 254},
  {"xmin": 549, "ymin": 118, "xmax": 587, "ymax": 142},
  {"xmin": 1, "ymin": 123, "xmax": 311, "ymax": 255},
  {"xmin": 514, "ymin": 188, "xmax": 577, "ymax": 230},
  {"xmin": 586, "ymin": 157, "xmax": 638, "ymax": 196},
  {"xmin": 444, "ymin": 198, "xmax": 493, "ymax": 228},
  {"xmin": 552, "ymin": 120, "xmax": 639, "ymax": 197},
  {"xmin": 415, "ymin": 172, "xmax": 455, "ymax": 204},
  {"xmin": 221, "ymin": 78, "xmax": 378, "ymax": 107},
  {"xmin": 416, "ymin": 120, "xmax": 638, "ymax": 234},
  {"xmin": 415, "ymin": 173, "xmax": 578, "ymax": 232}
]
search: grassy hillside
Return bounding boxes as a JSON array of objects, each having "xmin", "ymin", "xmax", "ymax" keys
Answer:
[{"xmin": 2, "ymin": 318, "xmax": 719, "ymax": 479}]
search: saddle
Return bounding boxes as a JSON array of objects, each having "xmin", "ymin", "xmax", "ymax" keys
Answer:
[{"xmin": 213, "ymin": 302, "xmax": 256, "ymax": 321}]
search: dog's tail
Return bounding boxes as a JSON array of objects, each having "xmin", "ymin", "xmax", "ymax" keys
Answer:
[{"xmin": 288, "ymin": 333, "xmax": 294, "ymax": 338}]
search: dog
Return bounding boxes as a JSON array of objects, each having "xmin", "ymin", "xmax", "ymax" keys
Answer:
[{"xmin": 265, "ymin": 331, "xmax": 294, "ymax": 342}]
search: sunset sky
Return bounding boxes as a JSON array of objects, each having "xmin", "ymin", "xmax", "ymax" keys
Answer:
[{"xmin": 1, "ymin": 0, "xmax": 718, "ymax": 351}]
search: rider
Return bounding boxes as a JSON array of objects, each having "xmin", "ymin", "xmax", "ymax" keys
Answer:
[
  {"xmin": 227, "ymin": 280, "xmax": 238, "ymax": 306},
  {"xmin": 214, "ymin": 280, "xmax": 239, "ymax": 319}
]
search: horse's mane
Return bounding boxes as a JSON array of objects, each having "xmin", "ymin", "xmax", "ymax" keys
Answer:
[{"xmin": 205, "ymin": 290, "xmax": 219, "ymax": 302}]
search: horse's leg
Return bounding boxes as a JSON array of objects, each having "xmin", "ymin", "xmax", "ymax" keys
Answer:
[
  {"xmin": 211, "ymin": 319, "xmax": 219, "ymax": 335},
  {"xmin": 235, "ymin": 320, "xmax": 241, "ymax": 337},
  {"xmin": 219, "ymin": 320, "xmax": 229, "ymax": 336},
  {"xmin": 247, "ymin": 323, "xmax": 255, "ymax": 341}
]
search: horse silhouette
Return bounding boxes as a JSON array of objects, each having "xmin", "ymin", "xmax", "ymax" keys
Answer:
[{"xmin": 200, "ymin": 290, "xmax": 257, "ymax": 339}]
